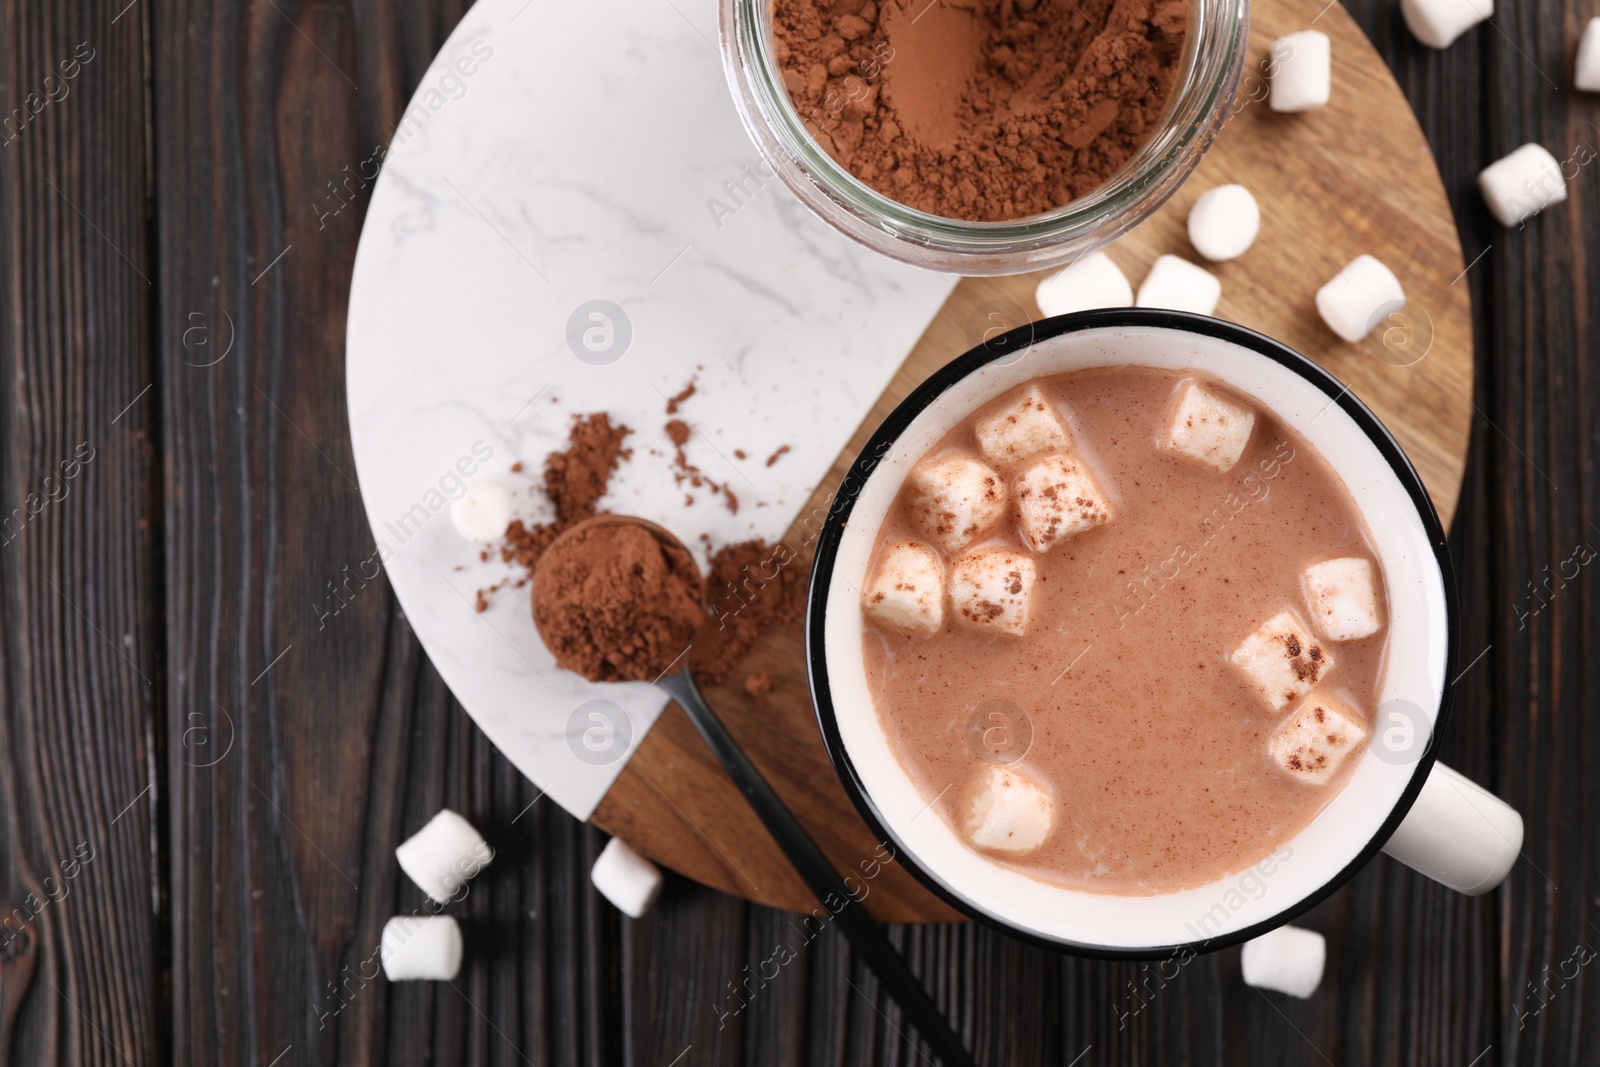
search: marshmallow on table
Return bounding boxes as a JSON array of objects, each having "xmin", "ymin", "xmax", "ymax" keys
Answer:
[
  {"xmin": 1478, "ymin": 143, "xmax": 1567, "ymax": 227},
  {"xmin": 1034, "ymin": 252, "xmax": 1133, "ymax": 317},
  {"xmin": 381, "ymin": 915, "xmax": 463, "ymax": 981},
  {"xmin": 962, "ymin": 764, "xmax": 1053, "ymax": 853},
  {"xmin": 1187, "ymin": 185, "xmax": 1261, "ymax": 262},
  {"xmin": 1271, "ymin": 693, "xmax": 1368, "ymax": 785},
  {"xmin": 1579, "ymin": 19, "xmax": 1600, "ymax": 92},
  {"xmin": 1013, "ymin": 453, "xmax": 1112, "ymax": 552},
  {"xmin": 396, "ymin": 809, "xmax": 494, "ymax": 905},
  {"xmin": 1230, "ymin": 610, "xmax": 1334, "ymax": 711},
  {"xmin": 1136, "ymin": 255, "xmax": 1221, "ymax": 316},
  {"xmin": 1315, "ymin": 254, "xmax": 1404, "ymax": 343},
  {"xmin": 1302, "ymin": 557, "xmax": 1383, "ymax": 641},
  {"xmin": 974, "ymin": 383, "xmax": 1072, "ymax": 468},
  {"xmin": 1161, "ymin": 381, "xmax": 1256, "ymax": 473},
  {"xmin": 862, "ymin": 541, "xmax": 945, "ymax": 637},
  {"xmin": 449, "ymin": 482, "xmax": 512, "ymax": 541},
  {"xmin": 591, "ymin": 837, "xmax": 664, "ymax": 919},
  {"xmin": 1241, "ymin": 925, "xmax": 1326, "ymax": 998},
  {"xmin": 1269, "ymin": 31, "xmax": 1331, "ymax": 113},
  {"xmin": 906, "ymin": 453, "xmax": 1008, "ymax": 554},
  {"xmin": 949, "ymin": 547, "xmax": 1037, "ymax": 636},
  {"xmin": 1402, "ymin": 0, "xmax": 1492, "ymax": 49}
]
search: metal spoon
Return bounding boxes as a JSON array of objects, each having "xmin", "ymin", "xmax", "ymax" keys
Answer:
[{"xmin": 535, "ymin": 515, "xmax": 977, "ymax": 1067}]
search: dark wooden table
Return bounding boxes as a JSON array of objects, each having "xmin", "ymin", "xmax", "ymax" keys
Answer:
[{"xmin": 0, "ymin": 0, "xmax": 1594, "ymax": 1063}]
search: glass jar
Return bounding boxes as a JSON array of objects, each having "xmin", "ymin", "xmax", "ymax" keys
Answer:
[{"xmin": 720, "ymin": 0, "xmax": 1250, "ymax": 276}]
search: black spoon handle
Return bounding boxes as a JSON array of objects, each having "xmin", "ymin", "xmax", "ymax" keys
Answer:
[{"xmin": 656, "ymin": 669, "xmax": 977, "ymax": 1067}]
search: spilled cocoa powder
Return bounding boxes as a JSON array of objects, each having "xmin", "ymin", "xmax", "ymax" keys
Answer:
[{"xmin": 772, "ymin": 0, "xmax": 1187, "ymax": 221}]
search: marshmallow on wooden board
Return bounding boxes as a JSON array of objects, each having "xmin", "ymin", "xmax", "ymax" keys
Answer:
[
  {"xmin": 962, "ymin": 764, "xmax": 1054, "ymax": 853},
  {"xmin": 1315, "ymin": 254, "xmax": 1404, "ymax": 343},
  {"xmin": 949, "ymin": 547, "xmax": 1037, "ymax": 637},
  {"xmin": 396, "ymin": 809, "xmax": 494, "ymax": 905},
  {"xmin": 1034, "ymin": 252, "xmax": 1133, "ymax": 317},
  {"xmin": 1230, "ymin": 610, "xmax": 1334, "ymax": 710},
  {"xmin": 591, "ymin": 837, "xmax": 664, "ymax": 919},
  {"xmin": 1161, "ymin": 381, "xmax": 1257, "ymax": 473},
  {"xmin": 1241, "ymin": 925, "xmax": 1326, "ymax": 998},
  {"xmin": 449, "ymin": 482, "xmax": 512, "ymax": 541},
  {"xmin": 1579, "ymin": 19, "xmax": 1600, "ymax": 92},
  {"xmin": 1013, "ymin": 453, "xmax": 1112, "ymax": 552},
  {"xmin": 1478, "ymin": 143, "xmax": 1567, "ymax": 228},
  {"xmin": 1302, "ymin": 557, "xmax": 1383, "ymax": 641},
  {"xmin": 381, "ymin": 915, "xmax": 464, "ymax": 981},
  {"xmin": 863, "ymin": 541, "xmax": 945, "ymax": 637},
  {"xmin": 1135, "ymin": 255, "xmax": 1221, "ymax": 316},
  {"xmin": 1401, "ymin": 0, "xmax": 1492, "ymax": 49},
  {"xmin": 906, "ymin": 454, "xmax": 1008, "ymax": 554},
  {"xmin": 1187, "ymin": 185, "xmax": 1261, "ymax": 262},
  {"xmin": 973, "ymin": 383, "xmax": 1072, "ymax": 468},
  {"xmin": 1270, "ymin": 693, "xmax": 1368, "ymax": 785},
  {"xmin": 1269, "ymin": 31, "xmax": 1330, "ymax": 112}
]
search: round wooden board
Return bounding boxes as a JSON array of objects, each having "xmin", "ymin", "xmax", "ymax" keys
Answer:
[{"xmin": 591, "ymin": 0, "xmax": 1474, "ymax": 922}]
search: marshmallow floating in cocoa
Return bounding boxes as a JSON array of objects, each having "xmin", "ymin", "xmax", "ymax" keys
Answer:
[
  {"xmin": 1241, "ymin": 925, "xmax": 1326, "ymax": 998},
  {"xmin": 1013, "ymin": 453, "xmax": 1112, "ymax": 553},
  {"xmin": 1315, "ymin": 254, "xmax": 1404, "ymax": 343},
  {"xmin": 1478, "ymin": 143, "xmax": 1567, "ymax": 227},
  {"xmin": 1136, "ymin": 255, "xmax": 1222, "ymax": 316},
  {"xmin": 962, "ymin": 764, "xmax": 1053, "ymax": 854},
  {"xmin": 907, "ymin": 454, "xmax": 1009, "ymax": 555},
  {"xmin": 450, "ymin": 482, "xmax": 512, "ymax": 541},
  {"xmin": 1034, "ymin": 253, "xmax": 1133, "ymax": 317},
  {"xmin": 1402, "ymin": 0, "xmax": 1492, "ymax": 49},
  {"xmin": 863, "ymin": 541, "xmax": 946, "ymax": 637},
  {"xmin": 949, "ymin": 547, "xmax": 1036, "ymax": 637},
  {"xmin": 591, "ymin": 837, "xmax": 664, "ymax": 919},
  {"xmin": 381, "ymin": 915, "xmax": 464, "ymax": 981},
  {"xmin": 1161, "ymin": 381, "xmax": 1257, "ymax": 474},
  {"xmin": 1269, "ymin": 31, "xmax": 1331, "ymax": 112},
  {"xmin": 1187, "ymin": 184, "xmax": 1260, "ymax": 262},
  {"xmin": 1302, "ymin": 557, "xmax": 1383, "ymax": 641},
  {"xmin": 1579, "ymin": 19, "xmax": 1600, "ymax": 91},
  {"xmin": 1270, "ymin": 693, "xmax": 1368, "ymax": 785},
  {"xmin": 1230, "ymin": 610, "xmax": 1334, "ymax": 711},
  {"xmin": 973, "ymin": 384, "xmax": 1072, "ymax": 468},
  {"xmin": 395, "ymin": 809, "xmax": 494, "ymax": 905}
]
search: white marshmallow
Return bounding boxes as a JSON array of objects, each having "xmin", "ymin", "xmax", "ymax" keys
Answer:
[
  {"xmin": 1161, "ymin": 381, "xmax": 1257, "ymax": 473},
  {"xmin": 863, "ymin": 541, "xmax": 945, "ymax": 637},
  {"xmin": 381, "ymin": 915, "xmax": 464, "ymax": 981},
  {"xmin": 1013, "ymin": 453, "xmax": 1112, "ymax": 552},
  {"xmin": 449, "ymin": 482, "xmax": 512, "ymax": 541},
  {"xmin": 1478, "ymin": 143, "xmax": 1567, "ymax": 227},
  {"xmin": 949, "ymin": 547, "xmax": 1037, "ymax": 637},
  {"xmin": 1136, "ymin": 255, "xmax": 1221, "ymax": 316},
  {"xmin": 1034, "ymin": 252, "xmax": 1133, "ymax": 317},
  {"xmin": 1269, "ymin": 31, "xmax": 1331, "ymax": 113},
  {"xmin": 1302, "ymin": 557, "xmax": 1383, "ymax": 641},
  {"xmin": 1579, "ymin": 19, "xmax": 1600, "ymax": 92},
  {"xmin": 1187, "ymin": 185, "xmax": 1261, "ymax": 262},
  {"xmin": 1401, "ymin": 0, "xmax": 1492, "ymax": 49},
  {"xmin": 591, "ymin": 837, "xmax": 664, "ymax": 918},
  {"xmin": 1230, "ymin": 610, "xmax": 1335, "ymax": 711},
  {"xmin": 907, "ymin": 454, "xmax": 1008, "ymax": 555},
  {"xmin": 962, "ymin": 764, "xmax": 1053, "ymax": 853},
  {"xmin": 1315, "ymin": 254, "xmax": 1404, "ymax": 343},
  {"xmin": 973, "ymin": 383, "xmax": 1072, "ymax": 468},
  {"xmin": 1270, "ymin": 693, "xmax": 1368, "ymax": 785},
  {"xmin": 1241, "ymin": 925, "xmax": 1326, "ymax": 998},
  {"xmin": 396, "ymin": 809, "xmax": 494, "ymax": 905}
]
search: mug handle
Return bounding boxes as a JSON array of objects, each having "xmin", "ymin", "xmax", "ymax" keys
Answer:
[{"xmin": 1380, "ymin": 763, "xmax": 1523, "ymax": 895}]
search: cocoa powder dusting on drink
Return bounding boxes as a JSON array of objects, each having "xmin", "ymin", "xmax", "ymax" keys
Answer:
[{"xmin": 772, "ymin": 0, "xmax": 1187, "ymax": 221}]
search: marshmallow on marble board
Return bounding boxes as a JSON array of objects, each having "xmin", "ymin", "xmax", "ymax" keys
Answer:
[
  {"xmin": 1187, "ymin": 185, "xmax": 1261, "ymax": 262},
  {"xmin": 1401, "ymin": 0, "xmax": 1492, "ymax": 49},
  {"xmin": 906, "ymin": 453, "xmax": 1009, "ymax": 555},
  {"xmin": 1269, "ymin": 31, "xmax": 1331, "ymax": 113},
  {"xmin": 1579, "ymin": 19, "xmax": 1600, "ymax": 92},
  {"xmin": 1136, "ymin": 255, "xmax": 1221, "ymax": 316},
  {"xmin": 973, "ymin": 383, "xmax": 1072, "ymax": 468},
  {"xmin": 1034, "ymin": 252, "xmax": 1133, "ymax": 317},
  {"xmin": 862, "ymin": 541, "xmax": 945, "ymax": 637},
  {"xmin": 591, "ymin": 837, "xmax": 664, "ymax": 919},
  {"xmin": 1230, "ymin": 610, "xmax": 1335, "ymax": 711},
  {"xmin": 1478, "ymin": 143, "xmax": 1567, "ymax": 228},
  {"xmin": 949, "ymin": 547, "xmax": 1037, "ymax": 637},
  {"xmin": 396, "ymin": 809, "xmax": 494, "ymax": 905},
  {"xmin": 1241, "ymin": 925, "xmax": 1326, "ymax": 998},
  {"xmin": 1161, "ymin": 381, "xmax": 1256, "ymax": 473},
  {"xmin": 381, "ymin": 915, "xmax": 464, "ymax": 981},
  {"xmin": 1302, "ymin": 557, "xmax": 1383, "ymax": 641},
  {"xmin": 1270, "ymin": 692, "xmax": 1368, "ymax": 785},
  {"xmin": 962, "ymin": 764, "xmax": 1054, "ymax": 854},
  {"xmin": 1013, "ymin": 453, "xmax": 1112, "ymax": 553},
  {"xmin": 1315, "ymin": 254, "xmax": 1404, "ymax": 343},
  {"xmin": 449, "ymin": 482, "xmax": 512, "ymax": 541}
]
